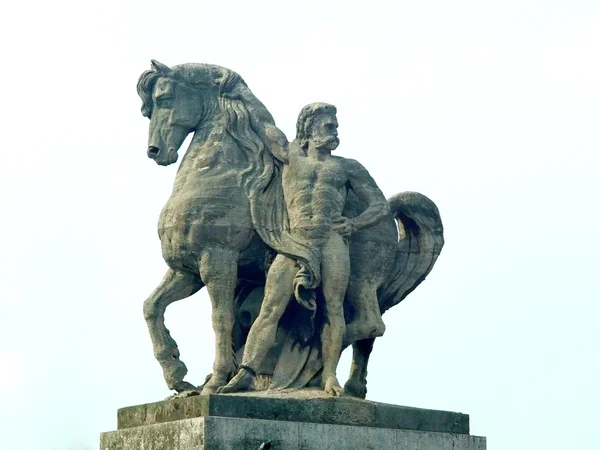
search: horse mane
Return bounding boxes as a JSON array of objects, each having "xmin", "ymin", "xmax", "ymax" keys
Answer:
[{"xmin": 136, "ymin": 62, "xmax": 280, "ymax": 193}]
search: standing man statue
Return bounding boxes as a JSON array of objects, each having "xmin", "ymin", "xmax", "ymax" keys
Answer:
[{"xmin": 218, "ymin": 103, "xmax": 390, "ymax": 396}]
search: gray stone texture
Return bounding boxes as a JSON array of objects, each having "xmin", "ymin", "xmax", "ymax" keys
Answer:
[
  {"xmin": 101, "ymin": 416, "xmax": 486, "ymax": 450},
  {"xmin": 101, "ymin": 418, "xmax": 204, "ymax": 450},
  {"xmin": 117, "ymin": 394, "xmax": 469, "ymax": 435}
]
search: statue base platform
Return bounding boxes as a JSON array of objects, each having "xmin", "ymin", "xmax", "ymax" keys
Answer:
[{"xmin": 100, "ymin": 391, "xmax": 486, "ymax": 449}]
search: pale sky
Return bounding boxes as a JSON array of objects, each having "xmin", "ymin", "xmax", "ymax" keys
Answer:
[{"xmin": 1, "ymin": 1, "xmax": 599, "ymax": 449}]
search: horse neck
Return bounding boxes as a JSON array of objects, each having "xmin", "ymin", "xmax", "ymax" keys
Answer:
[{"xmin": 173, "ymin": 113, "xmax": 248, "ymax": 185}]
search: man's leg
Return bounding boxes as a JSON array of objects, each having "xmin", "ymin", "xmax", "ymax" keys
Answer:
[
  {"xmin": 217, "ymin": 254, "xmax": 296, "ymax": 393},
  {"xmin": 320, "ymin": 233, "xmax": 351, "ymax": 396}
]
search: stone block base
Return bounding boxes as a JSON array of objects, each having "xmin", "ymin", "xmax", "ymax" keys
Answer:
[
  {"xmin": 102, "ymin": 394, "xmax": 486, "ymax": 449},
  {"xmin": 116, "ymin": 393, "xmax": 470, "ymax": 434},
  {"xmin": 101, "ymin": 416, "xmax": 486, "ymax": 449}
]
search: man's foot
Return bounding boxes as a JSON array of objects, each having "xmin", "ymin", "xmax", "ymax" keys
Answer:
[
  {"xmin": 323, "ymin": 375, "xmax": 344, "ymax": 397},
  {"xmin": 215, "ymin": 368, "xmax": 254, "ymax": 394},
  {"xmin": 201, "ymin": 374, "xmax": 228, "ymax": 395}
]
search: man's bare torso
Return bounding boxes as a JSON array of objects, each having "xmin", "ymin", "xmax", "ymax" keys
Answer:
[{"xmin": 282, "ymin": 153, "xmax": 348, "ymax": 238}]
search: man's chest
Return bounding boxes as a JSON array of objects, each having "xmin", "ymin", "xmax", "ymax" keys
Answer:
[{"xmin": 287, "ymin": 157, "xmax": 348, "ymax": 188}]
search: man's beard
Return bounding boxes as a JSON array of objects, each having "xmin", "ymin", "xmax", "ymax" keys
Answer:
[{"xmin": 316, "ymin": 136, "xmax": 339, "ymax": 150}]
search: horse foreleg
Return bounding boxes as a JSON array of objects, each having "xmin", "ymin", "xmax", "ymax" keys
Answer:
[
  {"xmin": 344, "ymin": 338, "xmax": 375, "ymax": 399},
  {"xmin": 143, "ymin": 269, "xmax": 203, "ymax": 392},
  {"xmin": 199, "ymin": 247, "xmax": 239, "ymax": 394}
]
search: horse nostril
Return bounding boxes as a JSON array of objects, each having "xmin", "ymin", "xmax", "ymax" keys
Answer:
[{"xmin": 147, "ymin": 146, "xmax": 160, "ymax": 158}]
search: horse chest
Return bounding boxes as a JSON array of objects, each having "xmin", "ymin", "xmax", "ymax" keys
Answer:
[{"xmin": 158, "ymin": 177, "xmax": 253, "ymax": 257}]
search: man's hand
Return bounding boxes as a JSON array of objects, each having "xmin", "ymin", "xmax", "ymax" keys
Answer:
[{"xmin": 332, "ymin": 216, "xmax": 355, "ymax": 238}]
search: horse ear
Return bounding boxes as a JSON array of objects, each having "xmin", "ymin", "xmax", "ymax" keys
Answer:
[{"xmin": 151, "ymin": 59, "xmax": 173, "ymax": 75}]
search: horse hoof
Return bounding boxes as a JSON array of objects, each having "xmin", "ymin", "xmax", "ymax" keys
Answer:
[
  {"xmin": 172, "ymin": 381, "xmax": 198, "ymax": 393},
  {"xmin": 343, "ymin": 380, "xmax": 367, "ymax": 399}
]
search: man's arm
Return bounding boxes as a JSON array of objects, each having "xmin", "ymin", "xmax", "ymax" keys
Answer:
[
  {"xmin": 264, "ymin": 124, "xmax": 290, "ymax": 164},
  {"xmin": 343, "ymin": 158, "xmax": 390, "ymax": 233}
]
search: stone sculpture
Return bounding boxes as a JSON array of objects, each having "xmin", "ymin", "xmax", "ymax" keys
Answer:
[{"xmin": 138, "ymin": 60, "xmax": 444, "ymax": 398}]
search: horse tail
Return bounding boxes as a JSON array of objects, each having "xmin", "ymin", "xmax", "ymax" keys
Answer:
[{"xmin": 378, "ymin": 192, "xmax": 444, "ymax": 313}]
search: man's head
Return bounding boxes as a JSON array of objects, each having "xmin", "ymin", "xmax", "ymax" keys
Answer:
[{"xmin": 295, "ymin": 103, "xmax": 339, "ymax": 152}]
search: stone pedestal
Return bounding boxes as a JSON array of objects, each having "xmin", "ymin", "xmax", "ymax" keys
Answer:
[{"xmin": 100, "ymin": 393, "xmax": 486, "ymax": 449}]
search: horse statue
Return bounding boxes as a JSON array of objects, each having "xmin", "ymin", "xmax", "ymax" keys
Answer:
[{"xmin": 137, "ymin": 60, "xmax": 444, "ymax": 397}]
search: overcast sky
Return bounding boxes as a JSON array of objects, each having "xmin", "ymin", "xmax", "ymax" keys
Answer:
[{"xmin": 1, "ymin": 1, "xmax": 599, "ymax": 449}]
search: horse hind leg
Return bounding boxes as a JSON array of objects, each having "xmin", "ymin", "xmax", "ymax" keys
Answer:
[
  {"xmin": 344, "ymin": 281, "xmax": 386, "ymax": 344},
  {"xmin": 199, "ymin": 247, "xmax": 239, "ymax": 395},
  {"xmin": 344, "ymin": 337, "xmax": 375, "ymax": 399},
  {"xmin": 143, "ymin": 268, "xmax": 203, "ymax": 392}
]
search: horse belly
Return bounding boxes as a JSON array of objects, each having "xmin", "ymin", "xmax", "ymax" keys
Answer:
[{"xmin": 349, "ymin": 217, "xmax": 398, "ymax": 283}]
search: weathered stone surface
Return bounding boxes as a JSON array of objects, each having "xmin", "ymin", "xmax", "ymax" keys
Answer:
[
  {"xmin": 117, "ymin": 393, "xmax": 469, "ymax": 435},
  {"xmin": 205, "ymin": 417, "xmax": 299, "ymax": 450},
  {"xmin": 101, "ymin": 418, "xmax": 204, "ymax": 450},
  {"xmin": 395, "ymin": 429, "xmax": 486, "ymax": 450},
  {"xmin": 102, "ymin": 416, "xmax": 485, "ymax": 450}
]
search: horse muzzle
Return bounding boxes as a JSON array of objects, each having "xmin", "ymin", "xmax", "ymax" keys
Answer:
[
  {"xmin": 147, "ymin": 146, "xmax": 178, "ymax": 166},
  {"xmin": 147, "ymin": 146, "xmax": 160, "ymax": 159}
]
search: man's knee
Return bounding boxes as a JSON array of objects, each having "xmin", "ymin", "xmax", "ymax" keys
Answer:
[
  {"xmin": 324, "ymin": 299, "xmax": 345, "ymax": 320},
  {"xmin": 322, "ymin": 277, "xmax": 350, "ymax": 304},
  {"xmin": 268, "ymin": 256, "xmax": 297, "ymax": 279}
]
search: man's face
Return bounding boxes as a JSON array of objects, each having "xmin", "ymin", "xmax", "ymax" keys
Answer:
[{"xmin": 309, "ymin": 112, "xmax": 339, "ymax": 151}]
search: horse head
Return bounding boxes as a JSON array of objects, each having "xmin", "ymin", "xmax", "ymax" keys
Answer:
[{"xmin": 137, "ymin": 60, "xmax": 237, "ymax": 166}]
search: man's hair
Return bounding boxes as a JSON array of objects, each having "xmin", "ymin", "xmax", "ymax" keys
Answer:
[{"xmin": 295, "ymin": 102, "xmax": 337, "ymax": 146}]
